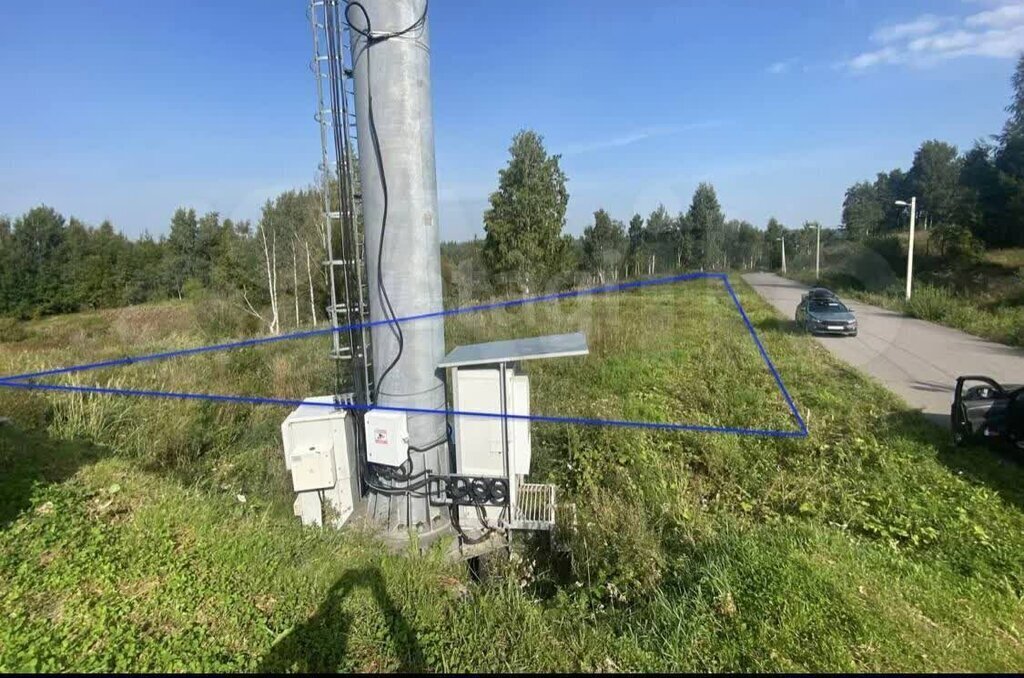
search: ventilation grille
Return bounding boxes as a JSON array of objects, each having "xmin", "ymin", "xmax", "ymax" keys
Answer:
[{"xmin": 512, "ymin": 482, "xmax": 556, "ymax": 531}]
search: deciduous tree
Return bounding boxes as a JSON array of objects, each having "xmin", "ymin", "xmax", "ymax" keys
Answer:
[{"xmin": 581, "ymin": 209, "xmax": 627, "ymax": 283}]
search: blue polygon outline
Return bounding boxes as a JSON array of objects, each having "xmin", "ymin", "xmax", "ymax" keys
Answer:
[{"xmin": 0, "ymin": 272, "xmax": 809, "ymax": 438}]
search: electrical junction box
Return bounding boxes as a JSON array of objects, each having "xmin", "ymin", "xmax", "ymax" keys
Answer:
[
  {"xmin": 439, "ymin": 333, "xmax": 588, "ymax": 535},
  {"xmin": 449, "ymin": 365, "xmax": 530, "ymax": 531},
  {"xmin": 364, "ymin": 409, "xmax": 409, "ymax": 467},
  {"xmin": 451, "ymin": 366, "xmax": 531, "ymax": 478},
  {"xmin": 281, "ymin": 396, "xmax": 359, "ymax": 527}
]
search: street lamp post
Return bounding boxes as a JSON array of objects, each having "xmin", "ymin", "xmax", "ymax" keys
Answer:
[
  {"xmin": 895, "ymin": 197, "xmax": 917, "ymax": 301},
  {"xmin": 815, "ymin": 222, "xmax": 821, "ymax": 281},
  {"xmin": 775, "ymin": 236, "xmax": 787, "ymax": 274}
]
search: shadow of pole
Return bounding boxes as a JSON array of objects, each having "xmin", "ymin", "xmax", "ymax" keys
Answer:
[{"xmin": 258, "ymin": 566, "xmax": 425, "ymax": 673}]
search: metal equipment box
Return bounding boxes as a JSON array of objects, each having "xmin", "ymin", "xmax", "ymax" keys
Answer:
[
  {"xmin": 364, "ymin": 409, "xmax": 410, "ymax": 467},
  {"xmin": 281, "ymin": 396, "xmax": 359, "ymax": 527},
  {"xmin": 438, "ymin": 333, "xmax": 589, "ymax": 534},
  {"xmin": 451, "ymin": 366, "xmax": 531, "ymax": 478}
]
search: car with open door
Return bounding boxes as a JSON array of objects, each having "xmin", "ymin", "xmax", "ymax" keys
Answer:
[{"xmin": 951, "ymin": 375, "xmax": 1024, "ymax": 448}]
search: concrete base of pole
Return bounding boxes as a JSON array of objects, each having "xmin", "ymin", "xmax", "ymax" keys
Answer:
[{"xmin": 347, "ymin": 501, "xmax": 454, "ymax": 552}]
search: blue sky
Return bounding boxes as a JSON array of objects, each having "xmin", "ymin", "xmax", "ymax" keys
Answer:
[{"xmin": 2, "ymin": 0, "xmax": 1024, "ymax": 241}]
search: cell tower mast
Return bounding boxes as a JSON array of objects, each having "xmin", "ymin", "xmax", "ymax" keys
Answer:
[{"xmin": 311, "ymin": 0, "xmax": 449, "ymax": 543}]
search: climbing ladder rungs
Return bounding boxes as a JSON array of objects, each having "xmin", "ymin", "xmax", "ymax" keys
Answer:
[
  {"xmin": 330, "ymin": 348, "xmax": 372, "ymax": 361},
  {"xmin": 310, "ymin": 0, "xmax": 372, "ymax": 401}
]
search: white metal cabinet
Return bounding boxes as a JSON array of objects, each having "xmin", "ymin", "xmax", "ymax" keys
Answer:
[
  {"xmin": 451, "ymin": 366, "xmax": 531, "ymax": 478},
  {"xmin": 281, "ymin": 396, "xmax": 359, "ymax": 527}
]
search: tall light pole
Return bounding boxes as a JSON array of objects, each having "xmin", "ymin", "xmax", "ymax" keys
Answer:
[
  {"xmin": 895, "ymin": 197, "xmax": 917, "ymax": 301},
  {"xmin": 776, "ymin": 236, "xmax": 787, "ymax": 274},
  {"xmin": 815, "ymin": 222, "xmax": 821, "ymax": 281}
]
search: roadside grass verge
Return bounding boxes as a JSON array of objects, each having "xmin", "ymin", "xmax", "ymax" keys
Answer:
[{"xmin": 1, "ymin": 277, "xmax": 1023, "ymax": 671}]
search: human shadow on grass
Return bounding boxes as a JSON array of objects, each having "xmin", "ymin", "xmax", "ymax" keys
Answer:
[
  {"xmin": 258, "ymin": 566, "xmax": 425, "ymax": 673},
  {"xmin": 0, "ymin": 422, "xmax": 101, "ymax": 530},
  {"xmin": 880, "ymin": 409, "xmax": 1024, "ymax": 513}
]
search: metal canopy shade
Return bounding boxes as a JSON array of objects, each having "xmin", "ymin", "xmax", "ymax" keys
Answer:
[{"xmin": 438, "ymin": 332, "xmax": 589, "ymax": 369}]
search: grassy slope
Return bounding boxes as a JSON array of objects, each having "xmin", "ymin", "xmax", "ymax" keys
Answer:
[
  {"xmin": 1, "ymin": 280, "xmax": 1024, "ymax": 671},
  {"xmin": 792, "ymin": 234, "xmax": 1024, "ymax": 347}
]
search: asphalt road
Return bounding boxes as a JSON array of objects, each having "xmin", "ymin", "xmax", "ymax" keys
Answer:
[{"xmin": 743, "ymin": 272, "xmax": 1024, "ymax": 427}]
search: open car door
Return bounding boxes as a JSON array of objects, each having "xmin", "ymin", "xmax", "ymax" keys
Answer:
[{"xmin": 952, "ymin": 375, "xmax": 1024, "ymax": 448}]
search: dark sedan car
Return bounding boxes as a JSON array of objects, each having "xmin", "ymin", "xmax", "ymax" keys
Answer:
[{"xmin": 795, "ymin": 295, "xmax": 857, "ymax": 336}]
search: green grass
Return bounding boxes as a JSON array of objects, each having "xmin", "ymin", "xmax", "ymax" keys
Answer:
[
  {"xmin": 791, "ymin": 235, "xmax": 1024, "ymax": 346},
  {"xmin": 2, "ymin": 279, "xmax": 1024, "ymax": 671}
]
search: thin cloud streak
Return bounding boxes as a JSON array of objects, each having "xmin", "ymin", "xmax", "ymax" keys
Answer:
[
  {"xmin": 871, "ymin": 14, "xmax": 949, "ymax": 44},
  {"xmin": 561, "ymin": 121, "xmax": 725, "ymax": 157},
  {"xmin": 767, "ymin": 58, "xmax": 798, "ymax": 75}
]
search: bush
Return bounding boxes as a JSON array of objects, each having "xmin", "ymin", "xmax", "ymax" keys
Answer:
[
  {"xmin": 932, "ymin": 224, "xmax": 984, "ymax": 262},
  {"xmin": 182, "ymin": 277, "xmax": 208, "ymax": 301},
  {"xmin": 864, "ymin": 234, "xmax": 905, "ymax": 272},
  {"xmin": 819, "ymin": 240, "xmax": 899, "ymax": 292},
  {"xmin": 903, "ymin": 284, "xmax": 957, "ymax": 322},
  {"xmin": 0, "ymin": 317, "xmax": 28, "ymax": 343},
  {"xmin": 193, "ymin": 298, "xmax": 260, "ymax": 341}
]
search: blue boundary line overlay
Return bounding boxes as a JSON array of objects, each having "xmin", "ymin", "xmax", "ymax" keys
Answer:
[{"xmin": 0, "ymin": 272, "xmax": 809, "ymax": 438}]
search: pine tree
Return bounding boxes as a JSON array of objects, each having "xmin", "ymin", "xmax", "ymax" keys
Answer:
[
  {"xmin": 483, "ymin": 130, "xmax": 571, "ymax": 293},
  {"xmin": 165, "ymin": 208, "xmax": 199, "ymax": 298},
  {"xmin": 685, "ymin": 182, "xmax": 726, "ymax": 270}
]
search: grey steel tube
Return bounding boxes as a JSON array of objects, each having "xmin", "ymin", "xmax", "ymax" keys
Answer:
[{"xmin": 348, "ymin": 0, "xmax": 449, "ymax": 542}]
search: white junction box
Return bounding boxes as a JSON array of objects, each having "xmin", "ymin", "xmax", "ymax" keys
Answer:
[
  {"xmin": 364, "ymin": 409, "xmax": 409, "ymax": 467},
  {"xmin": 438, "ymin": 333, "xmax": 589, "ymax": 534},
  {"xmin": 281, "ymin": 396, "xmax": 359, "ymax": 527},
  {"xmin": 450, "ymin": 365, "xmax": 531, "ymax": 530},
  {"xmin": 451, "ymin": 366, "xmax": 531, "ymax": 478}
]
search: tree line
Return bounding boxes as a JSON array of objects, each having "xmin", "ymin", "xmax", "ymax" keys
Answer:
[
  {"xmin": 458, "ymin": 129, "xmax": 800, "ymax": 299},
  {"xmin": 11, "ymin": 56, "xmax": 1024, "ymax": 321},
  {"xmin": 1, "ymin": 132, "xmax": 815, "ymax": 324},
  {"xmin": 841, "ymin": 54, "xmax": 1024, "ymax": 255},
  {"xmin": 0, "ymin": 189, "xmax": 328, "ymax": 332}
]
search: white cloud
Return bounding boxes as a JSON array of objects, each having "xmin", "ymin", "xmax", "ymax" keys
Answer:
[
  {"xmin": 845, "ymin": 1, "xmax": 1024, "ymax": 71},
  {"xmin": 966, "ymin": 2, "xmax": 1024, "ymax": 28},
  {"xmin": 908, "ymin": 29, "xmax": 977, "ymax": 53},
  {"xmin": 847, "ymin": 46, "xmax": 900, "ymax": 69},
  {"xmin": 767, "ymin": 58, "xmax": 797, "ymax": 75},
  {"xmin": 871, "ymin": 14, "xmax": 947, "ymax": 43},
  {"xmin": 561, "ymin": 121, "xmax": 723, "ymax": 157}
]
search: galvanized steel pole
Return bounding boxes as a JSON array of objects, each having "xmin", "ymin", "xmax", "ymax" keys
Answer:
[
  {"xmin": 815, "ymin": 222, "xmax": 820, "ymax": 281},
  {"xmin": 349, "ymin": 0, "xmax": 449, "ymax": 542},
  {"xmin": 906, "ymin": 196, "xmax": 916, "ymax": 301}
]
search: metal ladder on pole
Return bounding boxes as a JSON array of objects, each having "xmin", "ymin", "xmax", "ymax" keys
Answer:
[{"xmin": 309, "ymin": 0, "xmax": 372, "ymax": 404}]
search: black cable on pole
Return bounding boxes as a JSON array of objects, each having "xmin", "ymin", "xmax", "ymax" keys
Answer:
[
  {"xmin": 344, "ymin": 1, "xmax": 429, "ymax": 405},
  {"xmin": 341, "ymin": 0, "xmax": 437, "ymax": 499}
]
